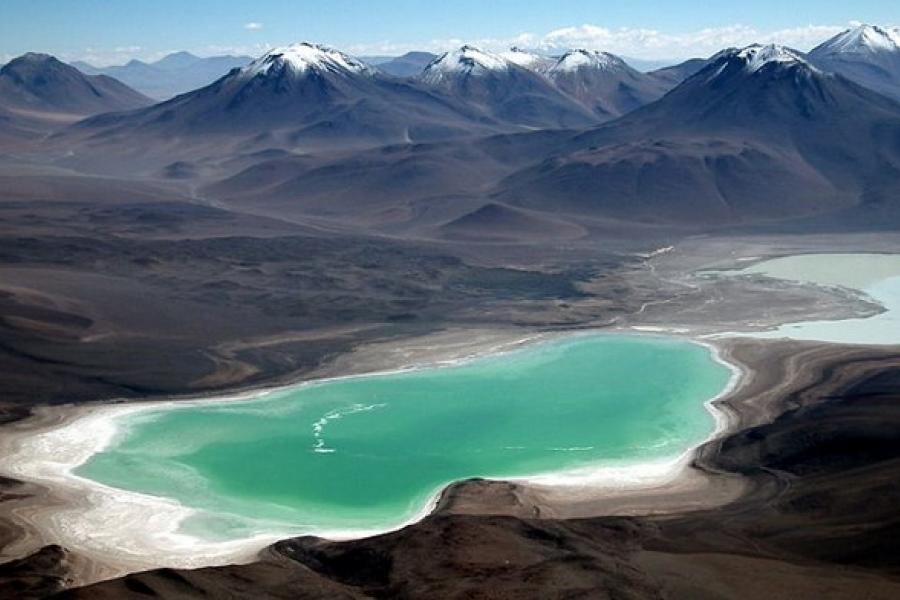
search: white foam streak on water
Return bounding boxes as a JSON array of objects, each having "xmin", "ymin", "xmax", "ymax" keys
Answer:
[{"xmin": 312, "ymin": 403, "xmax": 386, "ymax": 453}]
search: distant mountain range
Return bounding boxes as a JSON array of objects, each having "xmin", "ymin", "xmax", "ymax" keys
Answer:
[
  {"xmin": 494, "ymin": 43, "xmax": 900, "ymax": 225},
  {"xmin": 71, "ymin": 51, "xmax": 253, "ymax": 99},
  {"xmin": 55, "ymin": 43, "xmax": 510, "ymax": 171},
  {"xmin": 0, "ymin": 53, "xmax": 150, "ymax": 114},
  {"xmin": 64, "ymin": 47, "xmax": 701, "ymax": 115},
  {"xmin": 417, "ymin": 45, "xmax": 598, "ymax": 129},
  {"xmin": 543, "ymin": 49, "xmax": 671, "ymax": 119},
  {"xmin": 414, "ymin": 46, "xmax": 691, "ymax": 123},
  {"xmin": 0, "ymin": 53, "xmax": 150, "ymax": 141},
  {"xmin": 5, "ymin": 23, "xmax": 900, "ymax": 234},
  {"xmin": 191, "ymin": 39, "xmax": 900, "ymax": 236},
  {"xmin": 367, "ymin": 52, "xmax": 438, "ymax": 77},
  {"xmin": 647, "ymin": 58, "xmax": 710, "ymax": 86},
  {"xmin": 56, "ymin": 42, "xmax": 703, "ymax": 158}
]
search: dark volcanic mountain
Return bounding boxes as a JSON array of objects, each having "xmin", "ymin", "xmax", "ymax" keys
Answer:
[
  {"xmin": 493, "ymin": 44, "xmax": 900, "ymax": 225},
  {"xmin": 61, "ymin": 43, "xmax": 507, "ymax": 170},
  {"xmin": 0, "ymin": 53, "xmax": 151, "ymax": 116},
  {"xmin": 73, "ymin": 51, "xmax": 254, "ymax": 100},
  {"xmin": 809, "ymin": 24, "xmax": 900, "ymax": 101},
  {"xmin": 375, "ymin": 52, "xmax": 437, "ymax": 77},
  {"xmin": 545, "ymin": 49, "xmax": 670, "ymax": 119},
  {"xmin": 418, "ymin": 45, "xmax": 597, "ymax": 129},
  {"xmin": 195, "ymin": 43, "xmax": 900, "ymax": 236}
]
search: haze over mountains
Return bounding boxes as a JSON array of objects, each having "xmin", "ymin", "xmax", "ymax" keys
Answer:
[
  {"xmin": 51, "ymin": 42, "xmax": 689, "ymax": 169},
  {"xmin": 0, "ymin": 53, "xmax": 150, "ymax": 142},
  {"xmin": 59, "ymin": 43, "xmax": 515, "ymax": 169},
  {"xmin": 72, "ymin": 51, "xmax": 253, "ymax": 100},
  {"xmin": 367, "ymin": 52, "xmax": 438, "ymax": 77},
  {"xmin": 193, "ymin": 39, "xmax": 900, "ymax": 236},
  {"xmin": 647, "ymin": 58, "xmax": 710, "ymax": 86},
  {"xmin": 0, "ymin": 53, "xmax": 150, "ymax": 115},
  {"xmin": 2, "ymin": 23, "xmax": 900, "ymax": 237}
]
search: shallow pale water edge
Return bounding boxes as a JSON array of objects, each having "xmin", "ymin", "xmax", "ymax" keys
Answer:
[
  {"xmin": 712, "ymin": 253, "xmax": 900, "ymax": 345},
  {"xmin": 77, "ymin": 334, "xmax": 731, "ymax": 542}
]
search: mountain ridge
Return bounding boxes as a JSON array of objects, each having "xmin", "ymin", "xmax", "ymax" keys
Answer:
[
  {"xmin": 546, "ymin": 49, "xmax": 670, "ymax": 119},
  {"xmin": 809, "ymin": 24, "xmax": 900, "ymax": 100},
  {"xmin": 489, "ymin": 43, "xmax": 900, "ymax": 226},
  {"xmin": 417, "ymin": 45, "xmax": 598, "ymax": 129},
  {"xmin": 71, "ymin": 51, "xmax": 253, "ymax": 100},
  {"xmin": 0, "ymin": 53, "xmax": 151, "ymax": 115}
]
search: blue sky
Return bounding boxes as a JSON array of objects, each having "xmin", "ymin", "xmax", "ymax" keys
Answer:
[{"xmin": 1, "ymin": 0, "xmax": 897, "ymax": 65}]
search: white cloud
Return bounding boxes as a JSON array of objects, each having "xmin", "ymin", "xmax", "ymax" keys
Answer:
[
  {"xmin": 533, "ymin": 23, "xmax": 850, "ymax": 58},
  {"xmin": 344, "ymin": 34, "xmax": 539, "ymax": 57},
  {"xmin": 38, "ymin": 20, "xmax": 877, "ymax": 67},
  {"xmin": 346, "ymin": 22, "xmax": 857, "ymax": 60},
  {"xmin": 244, "ymin": 22, "xmax": 264, "ymax": 31}
]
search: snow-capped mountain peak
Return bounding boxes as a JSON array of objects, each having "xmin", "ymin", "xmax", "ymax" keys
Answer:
[
  {"xmin": 696, "ymin": 44, "xmax": 818, "ymax": 85},
  {"xmin": 731, "ymin": 44, "xmax": 812, "ymax": 73},
  {"xmin": 240, "ymin": 43, "xmax": 373, "ymax": 79},
  {"xmin": 420, "ymin": 46, "xmax": 510, "ymax": 83},
  {"xmin": 813, "ymin": 24, "xmax": 900, "ymax": 56},
  {"xmin": 549, "ymin": 49, "xmax": 623, "ymax": 74},
  {"xmin": 500, "ymin": 47, "xmax": 547, "ymax": 70},
  {"xmin": 806, "ymin": 25, "xmax": 900, "ymax": 100}
]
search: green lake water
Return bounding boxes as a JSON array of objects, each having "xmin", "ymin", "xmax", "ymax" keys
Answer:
[{"xmin": 76, "ymin": 334, "xmax": 732, "ymax": 541}]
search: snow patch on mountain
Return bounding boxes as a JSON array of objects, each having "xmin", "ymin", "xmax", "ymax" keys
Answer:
[
  {"xmin": 733, "ymin": 44, "xmax": 813, "ymax": 73},
  {"xmin": 241, "ymin": 43, "xmax": 372, "ymax": 79},
  {"xmin": 549, "ymin": 49, "xmax": 622, "ymax": 74},
  {"xmin": 814, "ymin": 24, "xmax": 900, "ymax": 56},
  {"xmin": 421, "ymin": 46, "xmax": 510, "ymax": 83},
  {"xmin": 500, "ymin": 47, "xmax": 547, "ymax": 69}
]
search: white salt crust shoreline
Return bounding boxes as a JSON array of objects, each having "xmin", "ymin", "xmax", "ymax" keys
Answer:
[{"xmin": 0, "ymin": 330, "xmax": 745, "ymax": 577}]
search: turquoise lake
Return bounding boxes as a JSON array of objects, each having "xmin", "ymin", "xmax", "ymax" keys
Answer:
[{"xmin": 76, "ymin": 334, "xmax": 732, "ymax": 541}]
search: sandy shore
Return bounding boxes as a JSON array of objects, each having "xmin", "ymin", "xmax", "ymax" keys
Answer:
[{"xmin": 0, "ymin": 327, "xmax": 751, "ymax": 585}]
